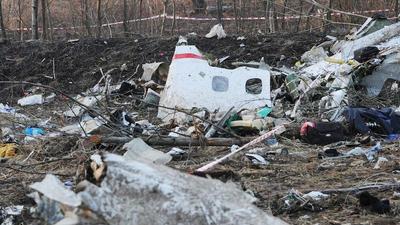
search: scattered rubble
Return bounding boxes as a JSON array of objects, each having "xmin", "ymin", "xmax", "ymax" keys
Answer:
[{"xmin": 1, "ymin": 17, "xmax": 400, "ymax": 224}]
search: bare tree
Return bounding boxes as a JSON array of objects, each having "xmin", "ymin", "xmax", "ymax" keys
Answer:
[
  {"xmin": 81, "ymin": 0, "xmax": 91, "ymax": 36},
  {"xmin": 46, "ymin": 0, "xmax": 54, "ymax": 40},
  {"xmin": 32, "ymin": 0, "xmax": 39, "ymax": 40},
  {"xmin": 139, "ymin": 0, "xmax": 143, "ymax": 32},
  {"xmin": 160, "ymin": 0, "xmax": 168, "ymax": 36},
  {"xmin": 296, "ymin": 0, "xmax": 303, "ymax": 32},
  {"xmin": 217, "ymin": 0, "xmax": 223, "ymax": 25},
  {"xmin": 324, "ymin": 0, "xmax": 332, "ymax": 32},
  {"xmin": 171, "ymin": 0, "xmax": 176, "ymax": 35},
  {"xmin": 264, "ymin": 0, "xmax": 269, "ymax": 33},
  {"xmin": 0, "ymin": 0, "xmax": 6, "ymax": 40},
  {"xmin": 123, "ymin": 0, "xmax": 129, "ymax": 37},
  {"xmin": 233, "ymin": 0, "xmax": 239, "ymax": 33},
  {"xmin": 130, "ymin": 0, "xmax": 137, "ymax": 31},
  {"xmin": 18, "ymin": 0, "xmax": 23, "ymax": 40},
  {"xmin": 281, "ymin": 0, "xmax": 288, "ymax": 31},
  {"xmin": 96, "ymin": 0, "xmax": 102, "ymax": 38},
  {"xmin": 272, "ymin": 0, "xmax": 277, "ymax": 33},
  {"xmin": 41, "ymin": 0, "xmax": 47, "ymax": 39},
  {"xmin": 305, "ymin": 4, "xmax": 315, "ymax": 32}
]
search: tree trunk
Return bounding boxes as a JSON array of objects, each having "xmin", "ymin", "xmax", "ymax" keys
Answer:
[
  {"xmin": 18, "ymin": 0, "xmax": 23, "ymax": 40},
  {"xmin": 96, "ymin": 0, "xmax": 102, "ymax": 38},
  {"xmin": 264, "ymin": 0, "xmax": 270, "ymax": 33},
  {"xmin": 81, "ymin": 0, "xmax": 91, "ymax": 36},
  {"xmin": 41, "ymin": 0, "xmax": 46, "ymax": 40},
  {"xmin": 396, "ymin": 0, "xmax": 399, "ymax": 22},
  {"xmin": 160, "ymin": 0, "xmax": 168, "ymax": 36},
  {"xmin": 272, "ymin": 0, "xmax": 277, "ymax": 33},
  {"xmin": 147, "ymin": 3, "xmax": 152, "ymax": 35},
  {"xmin": 233, "ymin": 0, "xmax": 239, "ymax": 33},
  {"xmin": 46, "ymin": 0, "xmax": 54, "ymax": 40},
  {"xmin": 217, "ymin": 0, "xmax": 223, "ymax": 25},
  {"xmin": 281, "ymin": 0, "xmax": 287, "ymax": 31},
  {"xmin": 296, "ymin": 0, "xmax": 303, "ymax": 32},
  {"xmin": 130, "ymin": 0, "xmax": 136, "ymax": 31},
  {"xmin": 171, "ymin": 0, "xmax": 176, "ymax": 35},
  {"xmin": 324, "ymin": 0, "xmax": 332, "ymax": 33},
  {"xmin": 69, "ymin": 0, "xmax": 78, "ymax": 35},
  {"xmin": 123, "ymin": 0, "xmax": 129, "ymax": 37},
  {"xmin": 32, "ymin": 0, "xmax": 39, "ymax": 40},
  {"xmin": 305, "ymin": 4, "xmax": 315, "ymax": 32},
  {"xmin": 139, "ymin": 0, "xmax": 143, "ymax": 33},
  {"xmin": 0, "ymin": 0, "xmax": 6, "ymax": 40}
]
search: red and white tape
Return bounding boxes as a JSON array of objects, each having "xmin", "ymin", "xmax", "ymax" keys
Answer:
[{"xmin": 5, "ymin": 8, "xmax": 396, "ymax": 32}]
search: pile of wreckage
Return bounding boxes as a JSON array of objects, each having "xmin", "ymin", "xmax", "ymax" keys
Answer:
[{"xmin": 1, "ymin": 16, "xmax": 400, "ymax": 225}]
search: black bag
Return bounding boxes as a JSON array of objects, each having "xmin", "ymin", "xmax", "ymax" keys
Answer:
[
  {"xmin": 354, "ymin": 46, "xmax": 379, "ymax": 63},
  {"xmin": 301, "ymin": 122, "xmax": 347, "ymax": 145}
]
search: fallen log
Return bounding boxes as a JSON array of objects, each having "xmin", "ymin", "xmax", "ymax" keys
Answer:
[{"xmin": 101, "ymin": 136, "xmax": 255, "ymax": 146}]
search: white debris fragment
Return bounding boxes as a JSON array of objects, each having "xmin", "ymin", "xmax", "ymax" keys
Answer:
[
  {"xmin": 303, "ymin": 191, "xmax": 330, "ymax": 201},
  {"xmin": 374, "ymin": 157, "xmax": 389, "ymax": 169},
  {"xmin": 230, "ymin": 145, "xmax": 240, "ymax": 152},
  {"xmin": 167, "ymin": 147, "xmax": 186, "ymax": 156},
  {"xmin": 245, "ymin": 153, "xmax": 269, "ymax": 165},
  {"xmin": 123, "ymin": 138, "xmax": 172, "ymax": 165},
  {"xmin": 0, "ymin": 103, "xmax": 16, "ymax": 114},
  {"xmin": 205, "ymin": 24, "xmax": 227, "ymax": 39},
  {"xmin": 301, "ymin": 46, "xmax": 328, "ymax": 64},
  {"xmin": 30, "ymin": 174, "xmax": 82, "ymax": 207},
  {"xmin": 90, "ymin": 154, "xmax": 103, "ymax": 166},
  {"xmin": 141, "ymin": 62, "xmax": 169, "ymax": 82},
  {"xmin": 18, "ymin": 94, "xmax": 44, "ymax": 106},
  {"xmin": 63, "ymin": 95, "xmax": 103, "ymax": 117}
]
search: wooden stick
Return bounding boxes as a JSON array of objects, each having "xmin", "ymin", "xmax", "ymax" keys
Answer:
[{"xmin": 196, "ymin": 125, "xmax": 286, "ymax": 172}]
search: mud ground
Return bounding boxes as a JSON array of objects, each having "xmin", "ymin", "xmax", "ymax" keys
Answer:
[{"xmin": 0, "ymin": 33, "xmax": 323, "ymax": 103}]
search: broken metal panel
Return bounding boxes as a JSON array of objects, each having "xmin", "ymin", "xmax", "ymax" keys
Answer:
[
  {"xmin": 333, "ymin": 22, "xmax": 400, "ymax": 60},
  {"xmin": 141, "ymin": 62, "xmax": 169, "ymax": 83},
  {"xmin": 158, "ymin": 45, "xmax": 271, "ymax": 122},
  {"xmin": 123, "ymin": 138, "xmax": 172, "ymax": 165},
  {"xmin": 361, "ymin": 52, "xmax": 400, "ymax": 96},
  {"xmin": 77, "ymin": 154, "xmax": 288, "ymax": 225}
]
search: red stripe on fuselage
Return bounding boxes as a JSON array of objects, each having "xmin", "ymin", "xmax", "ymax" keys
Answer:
[{"xmin": 173, "ymin": 53, "xmax": 204, "ymax": 60}]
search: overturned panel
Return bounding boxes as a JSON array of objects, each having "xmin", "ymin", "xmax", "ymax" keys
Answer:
[{"xmin": 158, "ymin": 45, "xmax": 271, "ymax": 122}]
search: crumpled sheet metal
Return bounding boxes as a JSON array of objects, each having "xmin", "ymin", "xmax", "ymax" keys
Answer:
[
  {"xmin": 77, "ymin": 154, "xmax": 288, "ymax": 225},
  {"xmin": 361, "ymin": 52, "xmax": 400, "ymax": 96},
  {"xmin": 122, "ymin": 138, "xmax": 172, "ymax": 165},
  {"xmin": 333, "ymin": 21, "xmax": 400, "ymax": 60}
]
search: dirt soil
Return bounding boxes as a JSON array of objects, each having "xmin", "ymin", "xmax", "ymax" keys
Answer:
[
  {"xmin": 0, "ymin": 33, "xmax": 324, "ymax": 103},
  {"xmin": 4, "ymin": 34, "xmax": 399, "ymax": 225}
]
